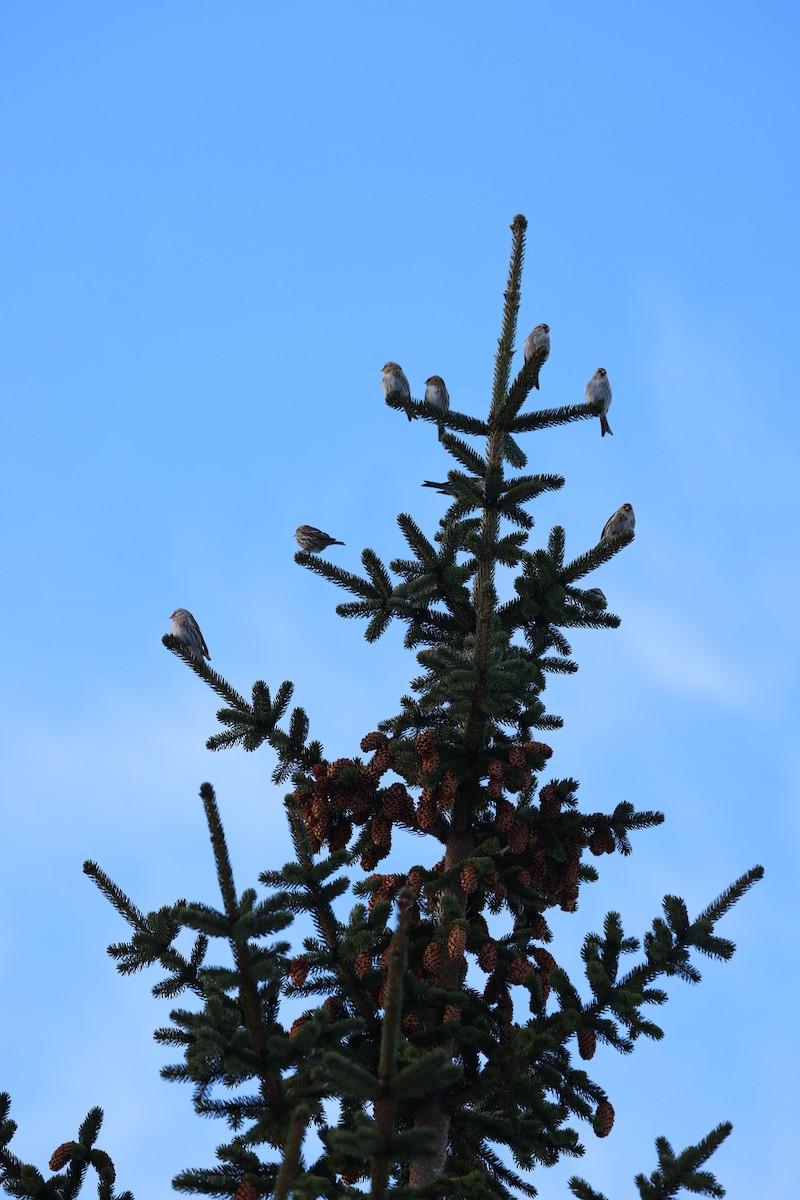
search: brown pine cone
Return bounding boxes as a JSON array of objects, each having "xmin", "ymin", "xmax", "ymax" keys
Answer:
[
  {"xmin": 377, "ymin": 981, "xmax": 388, "ymax": 1008},
  {"xmin": 478, "ymin": 941, "xmax": 498, "ymax": 972},
  {"xmin": 499, "ymin": 1022, "xmax": 515, "ymax": 1044},
  {"xmin": 578, "ymin": 1027, "xmax": 597, "ymax": 1061},
  {"xmin": 593, "ymin": 1100, "xmax": 615, "ymax": 1138},
  {"xmin": 483, "ymin": 974, "xmax": 502, "ymax": 1004},
  {"xmin": 539, "ymin": 782, "xmax": 562, "ymax": 819},
  {"xmin": 488, "ymin": 758, "xmax": 505, "ymax": 781},
  {"xmin": 422, "ymin": 941, "xmax": 443, "ymax": 974},
  {"xmin": 508, "ymin": 745, "xmax": 526, "ymax": 769},
  {"xmin": 354, "ymin": 951, "xmax": 372, "ymax": 978},
  {"xmin": 416, "ymin": 790, "xmax": 438, "ymax": 832},
  {"xmin": 421, "ymin": 751, "xmax": 441, "ymax": 776},
  {"xmin": 471, "ymin": 914, "xmax": 489, "ymax": 939},
  {"xmin": 360, "ymin": 846, "xmax": 380, "ymax": 871},
  {"xmin": 235, "ymin": 1182, "xmax": 258, "ymax": 1200},
  {"xmin": 290, "ymin": 957, "xmax": 309, "ymax": 988},
  {"xmin": 383, "ymin": 782, "xmax": 414, "ymax": 822},
  {"xmin": 371, "ymin": 815, "xmax": 392, "ymax": 846},
  {"xmin": 447, "ymin": 923, "xmax": 468, "ymax": 960},
  {"xmin": 49, "ymin": 1143, "xmax": 75, "ymax": 1172},
  {"xmin": 516, "ymin": 866, "xmax": 533, "ymax": 887},
  {"xmin": 289, "ymin": 1016, "xmax": 309, "ymax": 1038},
  {"xmin": 440, "ymin": 770, "xmax": 459, "ymax": 803},
  {"xmin": 380, "ymin": 945, "xmax": 392, "ymax": 971},
  {"xmin": 402, "ymin": 1013, "xmax": 420, "ymax": 1034},
  {"xmin": 533, "ymin": 947, "xmax": 557, "ymax": 974},
  {"xmin": 406, "ymin": 867, "xmax": 424, "ymax": 894},
  {"xmin": 329, "ymin": 818, "xmax": 352, "ymax": 851},
  {"xmin": 508, "ymin": 956, "xmax": 533, "ymax": 984},
  {"xmin": 588, "ymin": 829, "xmax": 607, "ymax": 856},
  {"xmin": 361, "ymin": 731, "xmax": 388, "ymax": 752},
  {"xmin": 508, "ymin": 817, "xmax": 530, "ymax": 855},
  {"xmin": 494, "ymin": 799, "xmax": 515, "ymax": 832},
  {"xmin": 443, "ymin": 1005, "xmax": 461, "ymax": 1024},
  {"xmin": 531, "ymin": 913, "xmax": 550, "ymax": 940},
  {"xmin": 327, "ymin": 758, "xmax": 349, "ymax": 781},
  {"xmin": 524, "ymin": 740, "xmax": 553, "ymax": 762},
  {"xmin": 497, "ymin": 991, "xmax": 513, "ymax": 1021},
  {"xmin": 460, "ymin": 863, "xmax": 479, "ymax": 894},
  {"xmin": 415, "ymin": 730, "xmax": 436, "ymax": 756},
  {"xmin": 371, "ymin": 745, "xmax": 393, "ymax": 776},
  {"xmin": 538, "ymin": 969, "xmax": 552, "ymax": 1003},
  {"xmin": 341, "ymin": 1167, "xmax": 365, "ymax": 1184}
]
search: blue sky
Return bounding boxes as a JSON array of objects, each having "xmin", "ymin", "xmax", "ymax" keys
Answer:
[{"xmin": 1, "ymin": 3, "xmax": 798, "ymax": 1196}]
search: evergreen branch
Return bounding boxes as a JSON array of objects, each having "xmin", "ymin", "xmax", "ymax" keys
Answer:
[
  {"xmin": 199, "ymin": 782, "xmax": 283, "ymax": 1113},
  {"xmin": 162, "ymin": 634, "xmax": 249, "ymax": 710},
  {"xmin": 438, "ymin": 435, "xmax": 488, "ymax": 476},
  {"xmin": 510, "ymin": 403, "xmax": 597, "ymax": 433},
  {"xmin": 632, "ymin": 1122, "xmax": 732, "ymax": 1200},
  {"xmin": 385, "ymin": 392, "xmax": 488, "ymax": 435},
  {"xmin": 274, "ymin": 1105, "xmax": 311, "ymax": 1200},
  {"xmin": 696, "ymin": 866, "xmax": 764, "ymax": 926},
  {"xmin": 490, "ymin": 214, "xmax": 527, "ymax": 419}
]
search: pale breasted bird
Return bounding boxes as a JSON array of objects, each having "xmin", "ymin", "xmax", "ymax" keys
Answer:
[
  {"xmin": 295, "ymin": 525, "xmax": 345, "ymax": 554},
  {"xmin": 381, "ymin": 361, "xmax": 412, "ymax": 421},
  {"xmin": 586, "ymin": 368, "xmax": 613, "ymax": 437},
  {"xmin": 600, "ymin": 503, "xmax": 635, "ymax": 542},
  {"xmin": 584, "ymin": 588, "xmax": 608, "ymax": 609},
  {"xmin": 170, "ymin": 608, "xmax": 210, "ymax": 660},
  {"xmin": 424, "ymin": 375, "xmax": 450, "ymax": 441},
  {"xmin": 523, "ymin": 323, "xmax": 550, "ymax": 389}
]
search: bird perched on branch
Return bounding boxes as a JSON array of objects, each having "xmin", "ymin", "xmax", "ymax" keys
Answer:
[
  {"xmin": 381, "ymin": 362, "xmax": 411, "ymax": 420},
  {"xmin": 586, "ymin": 368, "xmax": 613, "ymax": 437},
  {"xmin": 523, "ymin": 323, "xmax": 550, "ymax": 389},
  {"xmin": 295, "ymin": 525, "xmax": 345, "ymax": 554},
  {"xmin": 170, "ymin": 609, "xmax": 210, "ymax": 660},
  {"xmin": 424, "ymin": 375, "xmax": 450, "ymax": 441},
  {"xmin": 600, "ymin": 503, "xmax": 635, "ymax": 542},
  {"xmin": 584, "ymin": 588, "xmax": 608, "ymax": 609},
  {"xmin": 423, "ymin": 477, "xmax": 483, "ymax": 497}
]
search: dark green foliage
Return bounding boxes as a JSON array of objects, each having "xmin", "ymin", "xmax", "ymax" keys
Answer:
[
  {"xmin": 1, "ymin": 216, "xmax": 761, "ymax": 1199},
  {"xmin": 0, "ymin": 1097, "xmax": 132, "ymax": 1200}
]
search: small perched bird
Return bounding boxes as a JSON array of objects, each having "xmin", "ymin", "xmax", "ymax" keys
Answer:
[
  {"xmin": 422, "ymin": 477, "xmax": 483, "ymax": 497},
  {"xmin": 523, "ymin": 323, "xmax": 550, "ymax": 389},
  {"xmin": 295, "ymin": 524, "xmax": 345, "ymax": 554},
  {"xmin": 424, "ymin": 375, "xmax": 450, "ymax": 441},
  {"xmin": 584, "ymin": 588, "xmax": 608, "ymax": 609},
  {"xmin": 600, "ymin": 503, "xmax": 635, "ymax": 542},
  {"xmin": 170, "ymin": 608, "xmax": 210, "ymax": 660},
  {"xmin": 586, "ymin": 368, "xmax": 613, "ymax": 437},
  {"xmin": 381, "ymin": 361, "xmax": 412, "ymax": 421}
]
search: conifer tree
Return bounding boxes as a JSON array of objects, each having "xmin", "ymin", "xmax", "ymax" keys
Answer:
[{"xmin": 1, "ymin": 216, "xmax": 762, "ymax": 1200}]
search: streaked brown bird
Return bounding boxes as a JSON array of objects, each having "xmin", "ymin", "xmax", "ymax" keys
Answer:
[
  {"xmin": 295, "ymin": 525, "xmax": 345, "ymax": 554},
  {"xmin": 422, "ymin": 477, "xmax": 484, "ymax": 497},
  {"xmin": 170, "ymin": 608, "xmax": 210, "ymax": 660},
  {"xmin": 381, "ymin": 361, "xmax": 412, "ymax": 421},
  {"xmin": 584, "ymin": 588, "xmax": 608, "ymax": 609},
  {"xmin": 424, "ymin": 375, "xmax": 450, "ymax": 441},
  {"xmin": 586, "ymin": 368, "xmax": 613, "ymax": 437},
  {"xmin": 600, "ymin": 503, "xmax": 635, "ymax": 542},
  {"xmin": 523, "ymin": 323, "xmax": 550, "ymax": 389}
]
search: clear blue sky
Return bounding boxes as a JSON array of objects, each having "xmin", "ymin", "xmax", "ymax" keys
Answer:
[{"xmin": 1, "ymin": 3, "xmax": 797, "ymax": 1196}]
